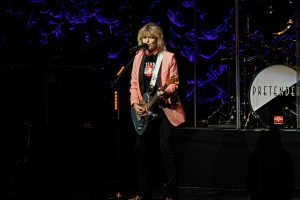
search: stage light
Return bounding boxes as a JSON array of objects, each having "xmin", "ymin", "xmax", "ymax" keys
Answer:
[{"xmin": 114, "ymin": 90, "xmax": 119, "ymax": 111}]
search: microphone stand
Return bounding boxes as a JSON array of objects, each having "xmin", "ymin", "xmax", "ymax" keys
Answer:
[
  {"xmin": 111, "ymin": 56, "xmax": 135, "ymax": 89},
  {"xmin": 110, "ymin": 55, "xmax": 135, "ymax": 199}
]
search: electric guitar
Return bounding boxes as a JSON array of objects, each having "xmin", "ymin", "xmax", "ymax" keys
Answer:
[{"xmin": 131, "ymin": 75, "xmax": 179, "ymax": 135}]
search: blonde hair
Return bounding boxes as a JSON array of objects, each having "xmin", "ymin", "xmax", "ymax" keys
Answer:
[{"xmin": 137, "ymin": 22, "xmax": 167, "ymax": 51}]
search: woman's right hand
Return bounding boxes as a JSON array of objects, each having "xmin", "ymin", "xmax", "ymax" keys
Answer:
[{"xmin": 134, "ymin": 103, "xmax": 147, "ymax": 116}]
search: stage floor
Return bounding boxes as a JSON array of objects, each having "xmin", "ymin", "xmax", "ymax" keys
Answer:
[
  {"xmin": 6, "ymin": 181, "xmax": 300, "ymax": 200},
  {"xmin": 6, "ymin": 126, "xmax": 300, "ymax": 200}
]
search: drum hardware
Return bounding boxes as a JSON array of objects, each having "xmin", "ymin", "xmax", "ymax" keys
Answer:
[
  {"xmin": 227, "ymin": 99, "xmax": 263, "ymax": 129},
  {"xmin": 263, "ymin": 32, "xmax": 297, "ymax": 66},
  {"xmin": 282, "ymin": 108, "xmax": 296, "ymax": 128},
  {"xmin": 243, "ymin": 56, "xmax": 256, "ymax": 63},
  {"xmin": 243, "ymin": 110, "xmax": 260, "ymax": 129},
  {"xmin": 207, "ymin": 95, "xmax": 248, "ymax": 125},
  {"xmin": 207, "ymin": 95, "xmax": 265, "ymax": 128},
  {"xmin": 243, "ymin": 109, "xmax": 268, "ymax": 129},
  {"xmin": 283, "ymin": 106, "xmax": 297, "ymax": 117},
  {"xmin": 207, "ymin": 102, "xmax": 229, "ymax": 124},
  {"xmin": 224, "ymin": 96, "xmax": 250, "ymax": 125},
  {"xmin": 243, "ymin": 111, "xmax": 252, "ymax": 129},
  {"xmin": 281, "ymin": 104, "xmax": 297, "ymax": 128},
  {"xmin": 228, "ymin": 97, "xmax": 238, "ymax": 123}
]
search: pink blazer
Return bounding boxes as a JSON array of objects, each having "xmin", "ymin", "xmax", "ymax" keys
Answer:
[{"xmin": 130, "ymin": 50, "xmax": 186, "ymax": 126}]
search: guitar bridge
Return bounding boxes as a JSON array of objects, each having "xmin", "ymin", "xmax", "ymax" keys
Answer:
[{"xmin": 146, "ymin": 111, "xmax": 158, "ymax": 121}]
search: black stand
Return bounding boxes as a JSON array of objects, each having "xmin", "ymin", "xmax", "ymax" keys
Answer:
[{"xmin": 110, "ymin": 56, "xmax": 135, "ymax": 199}]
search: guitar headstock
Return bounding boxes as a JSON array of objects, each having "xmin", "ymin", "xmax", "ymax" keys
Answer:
[
  {"xmin": 160, "ymin": 75, "xmax": 179, "ymax": 91},
  {"xmin": 167, "ymin": 75, "xmax": 179, "ymax": 85}
]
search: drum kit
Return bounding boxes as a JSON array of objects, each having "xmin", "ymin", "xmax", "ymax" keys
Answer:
[
  {"xmin": 208, "ymin": 1, "xmax": 298, "ymax": 129},
  {"xmin": 208, "ymin": 0, "xmax": 297, "ymax": 129}
]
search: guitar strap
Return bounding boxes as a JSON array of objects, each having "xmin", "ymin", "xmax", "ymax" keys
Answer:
[{"xmin": 149, "ymin": 52, "xmax": 163, "ymax": 88}]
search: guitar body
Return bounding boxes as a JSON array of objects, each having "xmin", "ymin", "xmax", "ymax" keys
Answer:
[
  {"xmin": 131, "ymin": 75, "xmax": 178, "ymax": 135},
  {"xmin": 131, "ymin": 93, "xmax": 157, "ymax": 135}
]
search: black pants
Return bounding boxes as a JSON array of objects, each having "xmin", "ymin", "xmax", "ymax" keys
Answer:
[{"xmin": 135, "ymin": 112, "xmax": 177, "ymax": 199}]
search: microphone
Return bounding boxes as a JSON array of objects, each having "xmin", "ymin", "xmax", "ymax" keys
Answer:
[{"xmin": 130, "ymin": 43, "xmax": 148, "ymax": 52}]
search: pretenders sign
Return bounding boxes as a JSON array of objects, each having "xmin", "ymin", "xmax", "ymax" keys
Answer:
[{"xmin": 249, "ymin": 65, "xmax": 296, "ymax": 112}]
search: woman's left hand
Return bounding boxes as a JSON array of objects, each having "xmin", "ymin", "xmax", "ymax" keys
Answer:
[{"xmin": 157, "ymin": 82, "xmax": 178, "ymax": 97}]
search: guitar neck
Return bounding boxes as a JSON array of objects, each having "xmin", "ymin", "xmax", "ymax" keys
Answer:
[
  {"xmin": 146, "ymin": 84, "xmax": 168, "ymax": 110},
  {"xmin": 145, "ymin": 76, "xmax": 177, "ymax": 110},
  {"xmin": 147, "ymin": 94, "xmax": 159, "ymax": 110}
]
